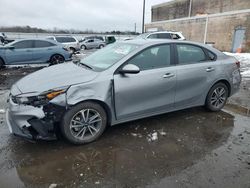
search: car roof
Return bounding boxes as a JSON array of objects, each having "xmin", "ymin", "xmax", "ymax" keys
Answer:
[
  {"xmin": 7, "ymin": 38, "xmax": 61, "ymax": 45},
  {"xmin": 120, "ymin": 39, "xmax": 224, "ymax": 56}
]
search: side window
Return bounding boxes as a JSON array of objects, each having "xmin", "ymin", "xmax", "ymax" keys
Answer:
[
  {"xmin": 55, "ymin": 37, "xmax": 65, "ymax": 43},
  {"xmin": 147, "ymin": 34, "xmax": 157, "ymax": 39},
  {"xmin": 13, "ymin": 40, "xmax": 33, "ymax": 49},
  {"xmin": 34, "ymin": 40, "xmax": 55, "ymax": 48},
  {"xmin": 171, "ymin": 34, "xmax": 180, "ymax": 39},
  {"xmin": 206, "ymin": 50, "xmax": 216, "ymax": 61},
  {"xmin": 64, "ymin": 37, "xmax": 76, "ymax": 42},
  {"xmin": 127, "ymin": 45, "xmax": 171, "ymax": 71},
  {"xmin": 157, "ymin": 33, "xmax": 171, "ymax": 39},
  {"xmin": 177, "ymin": 44, "xmax": 206, "ymax": 64}
]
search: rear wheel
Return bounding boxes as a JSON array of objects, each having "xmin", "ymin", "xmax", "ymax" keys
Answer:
[
  {"xmin": 81, "ymin": 45, "xmax": 86, "ymax": 50},
  {"xmin": 99, "ymin": 44, "xmax": 104, "ymax": 49},
  {"xmin": 61, "ymin": 102, "xmax": 107, "ymax": 145},
  {"xmin": 50, "ymin": 54, "xmax": 65, "ymax": 65},
  {"xmin": 205, "ymin": 82, "xmax": 229, "ymax": 111}
]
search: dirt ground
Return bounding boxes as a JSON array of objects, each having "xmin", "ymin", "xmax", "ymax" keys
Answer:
[{"xmin": 0, "ymin": 56, "xmax": 250, "ymax": 188}]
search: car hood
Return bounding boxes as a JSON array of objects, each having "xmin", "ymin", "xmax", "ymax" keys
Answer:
[{"xmin": 14, "ymin": 62, "xmax": 99, "ymax": 95}]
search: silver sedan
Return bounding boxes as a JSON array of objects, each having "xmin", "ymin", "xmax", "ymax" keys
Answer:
[
  {"xmin": 7, "ymin": 39, "xmax": 241, "ymax": 144},
  {"xmin": 80, "ymin": 39, "xmax": 106, "ymax": 50}
]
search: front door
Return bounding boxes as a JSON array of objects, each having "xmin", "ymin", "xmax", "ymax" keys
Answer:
[
  {"xmin": 5, "ymin": 40, "xmax": 34, "ymax": 64},
  {"xmin": 114, "ymin": 44, "xmax": 176, "ymax": 120}
]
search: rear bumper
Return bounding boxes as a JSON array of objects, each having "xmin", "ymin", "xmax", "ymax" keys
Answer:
[{"xmin": 6, "ymin": 98, "xmax": 58, "ymax": 141}]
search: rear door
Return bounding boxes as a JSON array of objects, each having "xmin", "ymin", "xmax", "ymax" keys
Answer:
[
  {"xmin": 5, "ymin": 40, "xmax": 34, "ymax": 64},
  {"xmin": 174, "ymin": 44, "xmax": 218, "ymax": 108},
  {"xmin": 114, "ymin": 44, "xmax": 176, "ymax": 120},
  {"xmin": 33, "ymin": 40, "xmax": 57, "ymax": 63}
]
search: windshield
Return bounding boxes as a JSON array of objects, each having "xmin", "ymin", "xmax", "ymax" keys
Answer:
[{"xmin": 79, "ymin": 43, "xmax": 139, "ymax": 71}]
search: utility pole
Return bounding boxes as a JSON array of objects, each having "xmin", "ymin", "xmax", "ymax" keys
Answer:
[
  {"xmin": 134, "ymin": 23, "xmax": 137, "ymax": 34},
  {"xmin": 188, "ymin": 0, "xmax": 193, "ymax": 17},
  {"xmin": 142, "ymin": 0, "xmax": 146, "ymax": 33}
]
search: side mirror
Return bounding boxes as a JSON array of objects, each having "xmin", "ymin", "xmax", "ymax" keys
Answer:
[{"xmin": 120, "ymin": 64, "xmax": 140, "ymax": 74}]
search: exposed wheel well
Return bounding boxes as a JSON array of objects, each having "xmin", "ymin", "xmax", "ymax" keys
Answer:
[
  {"xmin": 0, "ymin": 57, "xmax": 5, "ymax": 68},
  {"xmin": 70, "ymin": 100, "xmax": 112, "ymax": 125},
  {"xmin": 211, "ymin": 80, "xmax": 231, "ymax": 97}
]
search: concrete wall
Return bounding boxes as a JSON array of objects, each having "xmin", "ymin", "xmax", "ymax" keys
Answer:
[
  {"xmin": 146, "ymin": 12, "xmax": 250, "ymax": 52},
  {"xmin": 152, "ymin": 0, "xmax": 250, "ymax": 22}
]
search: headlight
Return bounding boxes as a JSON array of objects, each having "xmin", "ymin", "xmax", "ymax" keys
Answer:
[{"xmin": 12, "ymin": 88, "xmax": 68, "ymax": 106}]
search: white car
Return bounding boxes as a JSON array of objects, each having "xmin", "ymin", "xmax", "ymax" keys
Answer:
[
  {"xmin": 137, "ymin": 31, "xmax": 185, "ymax": 40},
  {"xmin": 47, "ymin": 36, "xmax": 81, "ymax": 53}
]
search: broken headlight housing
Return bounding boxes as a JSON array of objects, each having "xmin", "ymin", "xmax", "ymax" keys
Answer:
[{"xmin": 12, "ymin": 87, "xmax": 68, "ymax": 106}]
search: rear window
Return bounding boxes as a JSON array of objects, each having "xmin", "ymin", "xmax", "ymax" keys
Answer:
[
  {"xmin": 34, "ymin": 40, "xmax": 55, "ymax": 48},
  {"xmin": 55, "ymin": 37, "xmax": 76, "ymax": 43},
  {"xmin": 147, "ymin": 33, "xmax": 171, "ymax": 39},
  {"xmin": 177, "ymin": 44, "xmax": 206, "ymax": 64}
]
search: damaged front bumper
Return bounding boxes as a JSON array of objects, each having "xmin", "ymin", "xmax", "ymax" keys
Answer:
[{"xmin": 6, "ymin": 96, "xmax": 64, "ymax": 141}]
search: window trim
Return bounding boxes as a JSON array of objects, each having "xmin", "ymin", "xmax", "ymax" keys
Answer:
[
  {"xmin": 114, "ymin": 43, "xmax": 175, "ymax": 74},
  {"xmin": 174, "ymin": 43, "xmax": 217, "ymax": 65}
]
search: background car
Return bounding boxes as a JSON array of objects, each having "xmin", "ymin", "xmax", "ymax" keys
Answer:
[
  {"xmin": 47, "ymin": 36, "xmax": 81, "ymax": 53},
  {"xmin": 80, "ymin": 39, "xmax": 106, "ymax": 50},
  {"xmin": 137, "ymin": 31, "xmax": 185, "ymax": 40},
  {"xmin": 0, "ymin": 39, "xmax": 71, "ymax": 68},
  {"xmin": 80, "ymin": 35, "xmax": 104, "ymax": 42}
]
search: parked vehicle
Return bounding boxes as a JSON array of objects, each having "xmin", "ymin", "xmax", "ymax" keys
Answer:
[
  {"xmin": 0, "ymin": 33, "xmax": 15, "ymax": 44},
  {"xmin": 0, "ymin": 39, "xmax": 71, "ymax": 67},
  {"xmin": 47, "ymin": 36, "xmax": 81, "ymax": 53},
  {"xmin": 105, "ymin": 35, "xmax": 116, "ymax": 44},
  {"xmin": 80, "ymin": 36, "xmax": 104, "ymax": 42},
  {"xmin": 137, "ymin": 31, "xmax": 185, "ymax": 40},
  {"xmin": 7, "ymin": 40, "xmax": 241, "ymax": 144},
  {"xmin": 80, "ymin": 39, "xmax": 106, "ymax": 50}
]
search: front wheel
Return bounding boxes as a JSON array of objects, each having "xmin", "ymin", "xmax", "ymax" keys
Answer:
[
  {"xmin": 61, "ymin": 102, "xmax": 107, "ymax": 145},
  {"xmin": 99, "ymin": 44, "xmax": 104, "ymax": 49},
  {"xmin": 50, "ymin": 54, "xmax": 65, "ymax": 65},
  {"xmin": 205, "ymin": 82, "xmax": 229, "ymax": 112}
]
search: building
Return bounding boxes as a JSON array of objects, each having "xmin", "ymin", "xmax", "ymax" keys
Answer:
[{"xmin": 146, "ymin": 0, "xmax": 250, "ymax": 52}]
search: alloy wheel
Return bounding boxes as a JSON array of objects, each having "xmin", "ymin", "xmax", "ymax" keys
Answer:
[
  {"xmin": 70, "ymin": 109, "xmax": 102, "ymax": 140},
  {"xmin": 210, "ymin": 87, "xmax": 227, "ymax": 109}
]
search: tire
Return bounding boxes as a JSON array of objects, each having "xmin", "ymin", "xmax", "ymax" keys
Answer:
[
  {"xmin": 61, "ymin": 102, "xmax": 107, "ymax": 145},
  {"xmin": 205, "ymin": 82, "xmax": 229, "ymax": 112},
  {"xmin": 99, "ymin": 44, "xmax": 104, "ymax": 49},
  {"xmin": 50, "ymin": 54, "xmax": 65, "ymax": 65},
  {"xmin": 81, "ymin": 45, "xmax": 86, "ymax": 50},
  {"xmin": 0, "ymin": 58, "xmax": 4, "ymax": 69}
]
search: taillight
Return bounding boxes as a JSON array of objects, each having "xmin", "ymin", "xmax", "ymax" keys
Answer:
[{"xmin": 235, "ymin": 61, "xmax": 240, "ymax": 68}]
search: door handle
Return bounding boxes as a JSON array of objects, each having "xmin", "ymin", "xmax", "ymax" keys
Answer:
[
  {"xmin": 206, "ymin": 67, "xmax": 215, "ymax": 72},
  {"xmin": 163, "ymin": 73, "xmax": 175, "ymax": 78}
]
